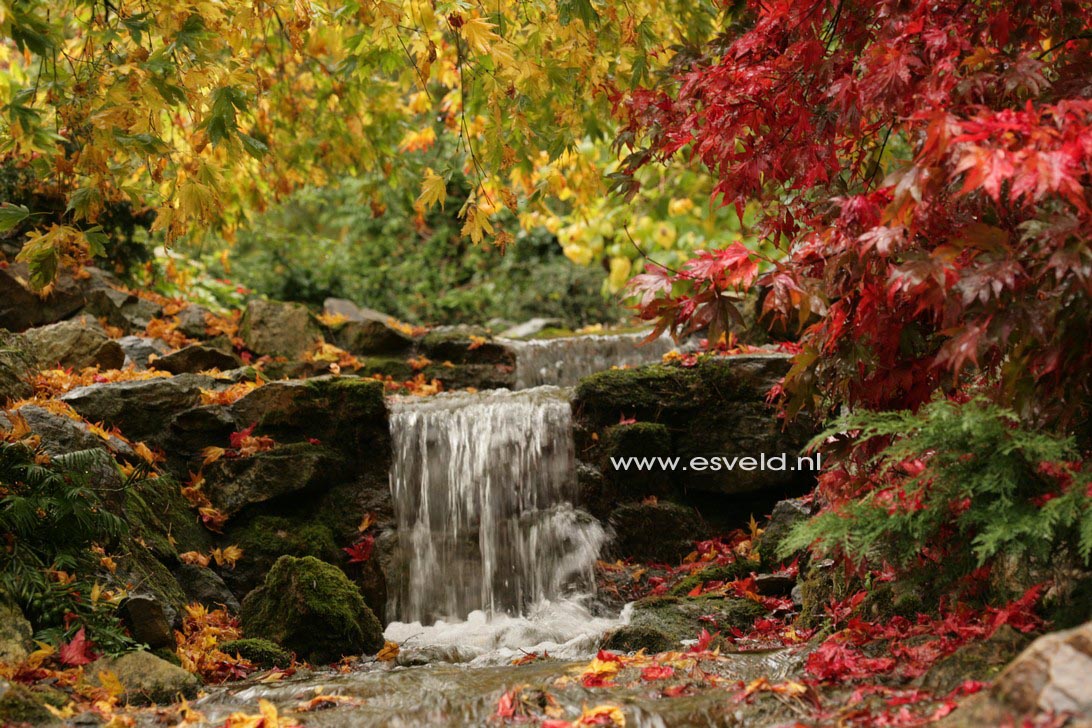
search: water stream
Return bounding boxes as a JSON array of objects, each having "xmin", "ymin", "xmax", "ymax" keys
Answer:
[{"xmin": 503, "ymin": 331, "xmax": 677, "ymax": 388}]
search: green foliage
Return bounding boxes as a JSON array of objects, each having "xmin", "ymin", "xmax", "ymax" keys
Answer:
[
  {"xmin": 208, "ymin": 178, "xmax": 622, "ymax": 327},
  {"xmin": 782, "ymin": 399, "xmax": 1092, "ymax": 578},
  {"xmin": 0, "ymin": 442, "xmax": 135, "ymax": 652}
]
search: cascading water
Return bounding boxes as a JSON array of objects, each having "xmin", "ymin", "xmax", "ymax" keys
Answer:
[
  {"xmin": 504, "ymin": 331, "xmax": 678, "ymax": 389},
  {"xmin": 387, "ymin": 387, "xmax": 607, "ymax": 630}
]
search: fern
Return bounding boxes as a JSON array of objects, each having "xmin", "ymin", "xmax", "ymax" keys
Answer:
[
  {"xmin": 782, "ymin": 398, "xmax": 1092, "ymax": 581},
  {"xmin": 0, "ymin": 442, "xmax": 136, "ymax": 652}
]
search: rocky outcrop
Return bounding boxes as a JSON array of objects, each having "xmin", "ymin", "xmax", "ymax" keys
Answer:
[
  {"xmin": 573, "ymin": 356, "xmax": 817, "ymax": 521},
  {"xmin": 118, "ymin": 335, "xmax": 172, "ymax": 369},
  {"xmin": 204, "ymin": 443, "xmax": 341, "ymax": 518},
  {"xmin": 86, "ymin": 650, "xmax": 199, "ymax": 704},
  {"xmin": 323, "ymin": 298, "xmax": 415, "ymax": 356},
  {"xmin": 239, "ymin": 299, "xmax": 320, "ymax": 359},
  {"xmin": 61, "ymin": 373, "xmax": 213, "ymax": 443},
  {"xmin": 80, "ymin": 288, "xmax": 162, "ymax": 333},
  {"xmin": 240, "ymin": 556, "xmax": 385, "ymax": 664},
  {"xmin": 21, "ymin": 318, "xmax": 125, "ymax": 370},
  {"xmin": 607, "ymin": 501, "xmax": 706, "ymax": 563}
]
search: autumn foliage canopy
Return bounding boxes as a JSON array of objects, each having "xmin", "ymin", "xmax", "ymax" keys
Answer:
[{"xmin": 622, "ymin": 0, "xmax": 1092, "ymax": 429}]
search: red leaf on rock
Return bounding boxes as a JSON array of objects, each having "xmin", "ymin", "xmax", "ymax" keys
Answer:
[{"xmin": 59, "ymin": 627, "xmax": 98, "ymax": 666}]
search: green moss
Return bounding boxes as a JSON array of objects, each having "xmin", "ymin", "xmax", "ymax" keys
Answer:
[
  {"xmin": 151, "ymin": 647, "xmax": 182, "ymax": 667},
  {"xmin": 235, "ymin": 515, "xmax": 340, "ymax": 564},
  {"xmin": 629, "ymin": 594, "xmax": 766, "ymax": 643},
  {"xmin": 241, "ymin": 555, "xmax": 384, "ymax": 664},
  {"xmin": 124, "ymin": 475, "xmax": 212, "ymax": 561},
  {"xmin": 357, "ymin": 356, "xmax": 415, "ymax": 380},
  {"xmin": 604, "ymin": 422, "xmax": 671, "ymax": 459},
  {"xmin": 668, "ymin": 560, "xmax": 755, "ymax": 597},
  {"xmin": 0, "ymin": 685, "xmax": 56, "ymax": 726},
  {"xmin": 601, "ymin": 625, "xmax": 675, "ymax": 654},
  {"xmin": 220, "ymin": 638, "xmax": 293, "ymax": 668},
  {"xmin": 576, "ymin": 365, "xmax": 690, "ymax": 416}
]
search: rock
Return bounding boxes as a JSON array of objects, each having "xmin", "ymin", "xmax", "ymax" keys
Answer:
[
  {"xmin": 239, "ymin": 299, "xmax": 320, "ymax": 359},
  {"xmin": 151, "ymin": 343, "xmax": 241, "ymax": 375},
  {"xmin": 918, "ymin": 626, "xmax": 1028, "ymax": 695},
  {"xmin": 0, "ymin": 262, "xmax": 88, "ymax": 332},
  {"xmin": 754, "ymin": 573, "xmax": 796, "ymax": 597},
  {"xmin": 992, "ymin": 620, "xmax": 1092, "ymax": 717},
  {"xmin": 0, "ymin": 592, "xmax": 33, "ymax": 664},
  {"xmin": 241, "ymin": 555, "xmax": 385, "ymax": 664},
  {"xmin": 223, "ymin": 515, "xmax": 341, "ymax": 597},
  {"xmin": 668, "ymin": 561, "xmax": 754, "ymax": 597},
  {"xmin": 599, "ymin": 423, "xmax": 673, "ymax": 499},
  {"xmin": 21, "ymin": 318, "xmax": 125, "ymax": 370},
  {"xmin": 755, "ymin": 498, "xmax": 814, "ymax": 566},
  {"xmin": 574, "ymin": 355, "xmax": 817, "ymax": 499},
  {"xmin": 500, "ymin": 318, "xmax": 563, "ymax": 339},
  {"xmin": 608, "ymin": 501, "xmax": 705, "ymax": 563},
  {"xmin": 80, "ymin": 288, "xmax": 162, "ymax": 333},
  {"xmin": 0, "ymin": 331, "xmax": 32, "ymax": 404},
  {"xmin": 219, "ymin": 638, "xmax": 292, "ymax": 668},
  {"xmin": 0, "ymin": 683, "xmax": 56, "ymax": 726},
  {"xmin": 601, "ymin": 625, "xmax": 675, "ymax": 654},
  {"xmin": 174, "ymin": 564, "xmax": 241, "ymax": 613},
  {"xmin": 203, "ymin": 442, "xmax": 341, "ymax": 519},
  {"xmin": 2, "ymin": 404, "xmax": 134, "ymax": 460},
  {"xmin": 122, "ymin": 595, "xmax": 174, "ymax": 649},
  {"xmin": 628, "ymin": 594, "xmax": 766, "ymax": 644},
  {"xmin": 419, "ymin": 328, "xmax": 515, "ymax": 366},
  {"xmin": 175, "ymin": 304, "xmax": 212, "ymax": 339},
  {"xmin": 86, "ymin": 650, "xmax": 199, "ymax": 704},
  {"xmin": 118, "ymin": 335, "xmax": 172, "ymax": 369},
  {"xmin": 61, "ymin": 373, "xmax": 213, "ymax": 443},
  {"xmin": 333, "ymin": 319, "xmax": 415, "ymax": 357}
]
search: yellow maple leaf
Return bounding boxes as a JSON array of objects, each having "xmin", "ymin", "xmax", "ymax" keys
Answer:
[
  {"xmin": 461, "ymin": 17, "xmax": 499, "ymax": 54},
  {"xmin": 416, "ymin": 168, "xmax": 447, "ymax": 211},
  {"xmin": 179, "ymin": 551, "xmax": 212, "ymax": 567},
  {"xmin": 211, "ymin": 544, "xmax": 244, "ymax": 568},
  {"xmin": 461, "ymin": 205, "xmax": 495, "ymax": 245},
  {"xmin": 376, "ymin": 640, "xmax": 400, "ymax": 662}
]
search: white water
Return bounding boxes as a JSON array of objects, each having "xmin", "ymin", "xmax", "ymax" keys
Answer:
[
  {"xmin": 386, "ymin": 387, "xmax": 610, "ymax": 646},
  {"xmin": 503, "ymin": 331, "xmax": 677, "ymax": 388}
]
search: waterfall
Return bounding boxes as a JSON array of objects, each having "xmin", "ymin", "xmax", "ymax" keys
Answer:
[
  {"xmin": 388, "ymin": 387, "xmax": 606, "ymax": 625},
  {"xmin": 504, "ymin": 331, "xmax": 677, "ymax": 389}
]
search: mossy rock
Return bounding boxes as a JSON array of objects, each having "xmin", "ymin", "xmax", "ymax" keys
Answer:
[
  {"xmin": 796, "ymin": 559, "xmax": 856, "ymax": 629},
  {"xmin": 356, "ymin": 356, "xmax": 416, "ymax": 381},
  {"xmin": 1046, "ymin": 573, "xmax": 1092, "ymax": 630},
  {"xmin": 608, "ymin": 501, "xmax": 705, "ymax": 564},
  {"xmin": 241, "ymin": 556, "xmax": 384, "ymax": 664},
  {"xmin": 124, "ymin": 475, "xmax": 212, "ymax": 561},
  {"xmin": 227, "ymin": 515, "xmax": 341, "ymax": 595},
  {"xmin": 220, "ymin": 638, "xmax": 293, "ymax": 669},
  {"xmin": 601, "ymin": 625, "xmax": 675, "ymax": 654},
  {"xmin": 86, "ymin": 650, "xmax": 199, "ymax": 705},
  {"xmin": 668, "ymin": 560, "xmax": 756, "ymax": 597},
  {"xmin": 602, "ymin": 423, "xmax": 673, "ymax": 495},
  {"xmin": 629, "ymin": 594, "xmax": 766, "ymax": 643},
  {"xmin": 0, "ymin": 684, "xmax": 57, "ymax": 726}
]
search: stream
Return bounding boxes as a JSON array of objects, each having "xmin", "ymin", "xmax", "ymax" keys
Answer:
[{"xmin": 192, "ymin": 332, "xmax": 800, "ymax": 726}]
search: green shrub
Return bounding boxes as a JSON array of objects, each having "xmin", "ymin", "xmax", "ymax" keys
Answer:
[
  {"xmin": 0, "ymin": 442, "xmax": 135, "ymax": 652},
  {"xmin": 201, "ymin": 177, "xmax": 622, "ymax": 327},
  {"xmin": 782, "ymin": 398, "xmax": 1092, "ymax": 583}
]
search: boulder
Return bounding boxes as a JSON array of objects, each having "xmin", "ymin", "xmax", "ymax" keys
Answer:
[
  {"xmin": 239, "ymin": 299, "xmax": 320, "ymax": 359},
  {"xmin": 21, "ymin": 318, "xmax": 125, "ymax": 370},
  {"xmin": 0, "ymin": 331, "xmax": 32, "ymax": 404},
  {"xmin": 608, "ymin": 501, "xmax": 705, "ymax": 564},
  {"xmin": 322, "ymin": 300, "xmax": 415, "ymax": 355},
  {"xmin": 174, "ymin": 564, "xmax": 241, "ymax": 613},
  {"xmin": 122, "ymin": 595, "xmax": 174, "ymax": 649},
  {"xmin": 175, "ymin": 304, "xmax": 212, "ymax": 339},
  {"xmin": 86, "ymin": 650, "xmax": 199, "ymax": 704},
  {"xmin": 754, "ymin": 498, "xmax": 814, "ymax": 567},
  {"xmin": 61, "ymin": 373, "xmax": 213, "ymax": 443},
  {"xmin": 117, "ymin": 335, "xmax": 172, "ymax": 370},
  {"xmin": 0, "ymin": 683, "xmax": 56, "ymax": 726},
  {"xmin": 574, "ymin": 355, "xmax": 816, "ymax": 499},
  {"xmin": 203, "ymin": 442, "xmax": 341, "ymax": 519},
  {"xmin": 0, "ymin": 592, "xmax": 33, "ymax": 664},
  {"xmin": 991, "ymin": 620, "xmax": 1092, "ymax": 717},
  {"xmin": 0, "ymin": 262, "xmax": 88, "ymax": 332},
  {"xmin": 150, "ymin": 343, "xmax": 241, "ymax": 375},
  {"xmin": 80, "ymin": 288, "xmax": 162, "ymax": 333},
  {"xmin": 219, "ymin": 638, "xmax": 292, "ymax": 668},
  {"xmin": 223, "ymin": 515, "xmax": 341, "ymax": 597},
  {"xmin": 2, "ymin": 405, "xmax": 134, "ymax": 461},
  {"xmin": 240, "ymin": 555, "xmax": 385, "ymax": 664},
  {"xmin": 601, "ymin": 625, "xmax": 674, "ymax": 654},
  {"xmin": 627, "ymin": 594, "xmax": 766, "ymax": 645}
]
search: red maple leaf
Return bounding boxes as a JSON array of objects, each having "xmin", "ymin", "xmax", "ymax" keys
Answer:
[
  {"xmin": 342, "ymin": 534, "xmax": 375, "ymax": 563},
  {"xmin": 59, "ymin": 627, "xmax": 98, "ymax": 666}
]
